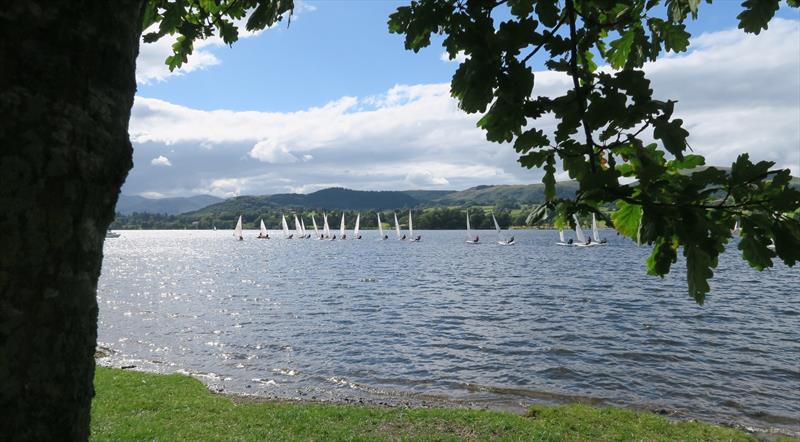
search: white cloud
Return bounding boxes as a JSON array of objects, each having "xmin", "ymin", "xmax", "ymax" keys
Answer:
[
  {"xmin": 135, "ymin": 3, "xmax": 315, "ymax": 84},
  {"xmin": 125, "ymin": 19, "xmax": 800, "ymax": 196},
  {"xmin": 440, "ymin": 50, "xmax": 468, "ymax": 63},
  {"xmin": 251, "ymin": 140, "xmax": 299, "ymax": 164},
  {"xmin": 150, "ymin": 155, "xmax": 172, "ymax": 167}
]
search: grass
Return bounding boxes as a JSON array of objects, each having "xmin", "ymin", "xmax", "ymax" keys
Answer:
[{"xmin": 92, "ymin": 367, "xmax": 785, "ymax": 441}]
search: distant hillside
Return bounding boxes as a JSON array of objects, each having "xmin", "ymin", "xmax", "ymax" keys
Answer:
[
  {"xmin": 433, "ymin": 181, "xmax": 580, "ymax": 205},
  {"xmin": 116, "ymin": 194, "xmax": 222, "ymax": 215},
  {"xmin": 189, "ymin": 188, "xmax": 419, "ymax": 216},
  {"xmin": 401, "ymin": 190, "xmax": 457, "ymax": 202}
]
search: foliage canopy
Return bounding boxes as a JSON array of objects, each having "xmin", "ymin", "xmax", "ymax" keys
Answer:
[{"xmin": 146, "ymin": 0, "xmax": 800, "ymax": 304}]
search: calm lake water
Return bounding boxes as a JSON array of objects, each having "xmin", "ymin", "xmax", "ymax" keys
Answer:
[{"xmin": 97, "ymin": 230, "xmax": 799, "ymax": 433}]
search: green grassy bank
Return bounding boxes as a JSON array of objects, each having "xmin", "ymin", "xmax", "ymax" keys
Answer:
[{"xmin": 92, "ymin": 367, "xmax": 785, "ymax": 441}]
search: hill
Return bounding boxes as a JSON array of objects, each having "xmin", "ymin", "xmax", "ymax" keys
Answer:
[
  {"xmin": 116, "ymin": 194, "xmax": 222, "ymax": 215},
  {"xmin": 432, "ymin": 181, "xmax": 580, "ymax": 205}
]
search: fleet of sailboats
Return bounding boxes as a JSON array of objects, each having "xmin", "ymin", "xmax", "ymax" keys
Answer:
[{"xmin": 229, "ymin": 211, "xmax": 616, "ymax": 248}]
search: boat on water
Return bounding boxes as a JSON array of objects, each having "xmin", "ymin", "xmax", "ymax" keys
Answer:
[
  {"xmin": 377, "ymin": 213, "xmax": 388, "ymax": 240},
  {"xmin": 394, "ymin": 213, "xmax": 406, "ymax": 240},
  {"xmin": 301, "ymin": 218, "xmax": 311, "ymax": 239},
  {"xmin": 338, "ymin": 213, "xmax": 347, "ymax": 240},
  {"xmin": 323, "ymin": 213, "xmax": 331, "ymax": 240},
  {"xmin": 234, "ymin": 215, "xmax": 243, "ymax": 241},
  {"xmin": 105, "ymin": 230, "xmax": 120, "ymax": 238},
  {"xmin": 408, "ymin": 210, "xmax": 421, "ymax": 242},
  {"xmin": 257, "ymin": 219, "xmax": 269, "ymax": 239},
  {"xmin": 556, "ymin": 228, "xmax": 574, "ymax": 246},
  {"xmin": 354, "ymin": 213, "xmax": 362, "ymax": 239},
  {"xmin": 294, "ymin": 214, "xmax": 304, "ymax": 239},
  {"xmin": 574, "ymin": 214, "xmax": 606, "ymax": 247},
  {"xmin": 493, "ymin": 212, "xmax": 514, "ymax": 245},
  {"xmin": 312, "ymin": 214, "xmax": 322, "ymax": 240},
  {"xmin": 465, "ymin": 210, "xmax": 479, "ymax": 244},
  {"xmin": 281, "ymin": 213, "xmax": 293, "ymax": 239}
]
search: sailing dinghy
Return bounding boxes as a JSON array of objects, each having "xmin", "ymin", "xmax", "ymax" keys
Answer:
[
  {"xmin": 409, "ymin": 210, "xmax": 421, "ymax": 241},
  {"xmin": 339, "ymin": 213, "xmax": 347, "ymax": 240},
  {"xmin": 234, "ymin": 215, "xmax": 243, "ymax": 241},
  {"xmin": 377, "ymin": 213, "xmax": 388, "ymax": 240},
  {"xmin": 556, "ymin": 228, "xmax": 573, "ymax": 246},
  {"xmin": 312, "ymin": 214, "xmax": 322, "ymax": 239},
  {"xmin": 281, "ymin": 213, "xmax": 293, "ymax": 239},
  {"xmin": 323, "ymin": 213, "xmax": 332, "ymax": 239},
  {"xmin": 465, "ymin": 210, "xmax": 479, "ymax": 244},
  {"xmin": 394, "ymin": 213, "xmax": 405, "ymax": 240},
  {"xmin": 257, "ymin": 219, "xmax": 269, "ymax": 239},
  {"xmin": 493, "ymin": 212, "xmax": 514, "ymax": 245},
  {"xmin": 589, "ymin": 213, "xmax": 608, "ymax": 245},
  {"xmin": 354, "ymin": 213, "xmax": 361, "ymax": 239}
]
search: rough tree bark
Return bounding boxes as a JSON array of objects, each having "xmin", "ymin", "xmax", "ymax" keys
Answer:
[{"xmin": 0, "ymin": 1, "xmax": 145, "ymax": 439}]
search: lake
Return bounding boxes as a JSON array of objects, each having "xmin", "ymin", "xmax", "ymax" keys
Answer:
[{"xmin": 97, "ymin": 229, "xmax": 800, "ymax": 433}]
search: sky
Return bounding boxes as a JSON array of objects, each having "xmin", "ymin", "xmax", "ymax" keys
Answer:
[{"xmin": 126, "ymin": 1, "xmax": 800, "ymax": 198}]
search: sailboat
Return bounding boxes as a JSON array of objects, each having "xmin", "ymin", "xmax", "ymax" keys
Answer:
[
  {"xmin": 573, "ymin": 214, "xmax": 604, "ymax": 247},
  {"xmin": 281, "ymin": 213, "xmax": 293, "ymax": 239},
  {"xmin": 493, "ymin": 212, "xmax": 514, "ymax": 245},
  {"xmin": 339, "ymin": 213, "xmax": 347, "ymax": 240},
  {"xmin": 234, "ymin": 215, "xmax": 243, "ymax": 241},
  {"xmin": 465, "ymin": 210, "xmax": 479, "ymax": 244},
  {"xmin": 377, "ymin": 213, "xmax": 388, "ymax": 240},
  {"xmin": 590, "ymin": 213, "xmax": 608, "ymax": 245},
  {"xmin": 394, "ymin": 213, "xmax": 405, "ymax": 240},
  {"xmin": 354, "ymin": 213, "xmax": 361, "ymax": 239},
  {"xmin": 556, "ymin": 228, "xmax": 573, "ymax": 246},
  {"xmin": 257, "ymin": 219, "xmax": 269, "ymax": 239},
  {"xmin": 323, "ymin": 213, "xmax": 332, "ymax": 239},
  {"xmin": 409, "ymin": 210, "xmax": 421, "ymax": 241},
  {"xmin": 732, "ymin": 220, "xmax": 741, "ymax": 236},
  {"xmin": 294, "ymin": 214, "xmax": 304, "ymax": 239},
  {"xmin": 312, "ymin": 214, "xmax": 322, "ymax": 239}
]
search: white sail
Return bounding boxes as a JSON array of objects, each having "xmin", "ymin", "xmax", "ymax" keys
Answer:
[
  {"xmin": 573, "ymin": 214, "xmax": 587, "ymax": 243},
  {"xmin": 312, "ymin": 215, "xmax": 320, "ymax": 238},
  {"xmin": 281, "ymin": 213, "xmax": 290, "ymax": 238},
  {"xmin": 559, "ymin": 229, "xmax": 566, "ymax": 243},
  {"xmin": 394, "ymin": 213, "xmax": 401, "ymax": 239},
  {"xmin": 591, "ymin": 213, "xmax": 601, "ymax": 243},
  {"xmin": 234, "ymin": 215, "xmax": 243, "ymax": 239},
  {"xmin": 323, "ymin": 213, "xmax": 330, "ymax": 238},
  {"xmin": 259, "ymin": 219, "xmax": 268, "ymax": 237},
  {"xmin": 408, "ymin": 211, "xmax": 414, "ymax": 237},
  {"xmin": 466, "ymin": 211, "xmax": 472, "ymax": 239},
  {"xmin": 492, "ymin": 212, "xmax": 502, "ymax": 235},
  {"xmin": 377, "ymin": 213, "xmax": 385, "ymax": 238},
  {"xmin": 354, "ymin": 213, "xmax": 361, "ymax": 238},
  {"xmin": 339, "ymin": 213, "xmax": 346, "ymax": 239},
  {"xmin": 294, "ymin": 215, "xmax": 302, "ymax": 237},
  {"xmin": 301, "ymin": 218, "xmax": 307, "ymax": 237}
]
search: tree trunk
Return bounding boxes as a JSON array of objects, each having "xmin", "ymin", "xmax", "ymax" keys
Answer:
[{"xmin": 0, "ymin": 1, "xmax": 144, "ymax": 439}]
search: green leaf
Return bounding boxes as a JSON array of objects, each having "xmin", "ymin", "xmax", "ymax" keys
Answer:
[
  {"xmin": 737, "ymin": 0, "xmax": 780, "ymax": 34},
  {"xmin": 661, "ymin": 22, "xmax": 690, "ymax": 53},
  {"xmin": 607, "ymin": 30, "xmax": 636, "ymax": 69},
  {"xmin": 535, "ymin": 0, "xmax": 560, "ymax": 28},
  {"xmin": 685, "ymin": 244, "xmax": 713, "ymax": 304},
  {"xmin": 667, "ymin": 154, "xmax": 705, "ymax": 171},
  {"xmin": 612, "ymin": 201, "xmax": 642, "ymax": 238},
  {"xmin": 653, "ymin": 118, "xmax": 688, "ymax": 159},
  {"xmin": 543, "ymin": 154, "xmax": 556, "ymax": 201},
  {"xmin": 647, "ymin": 236, "xmax": 677, "ymax": 276},
  {"xmin": 738, "ymin": 232, "xmax": 774, "ymax": 270},
  {"xmin": 508, "ymin": 0, "xmax": 533, "ymax": 18},
  {"xmin": 142, "ymin": 2, "xmax": 159, "ymax": 31}
]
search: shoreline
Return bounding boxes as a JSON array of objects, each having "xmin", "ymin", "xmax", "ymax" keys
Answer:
[{"xmin": 96, "ymin": 357, "xmax": 799, "ymax": 440}]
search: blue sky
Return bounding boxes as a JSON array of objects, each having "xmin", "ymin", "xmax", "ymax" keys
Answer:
[{"xmin": 127, "ymin": 1, "xmax": 800, "ymax": 197}]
